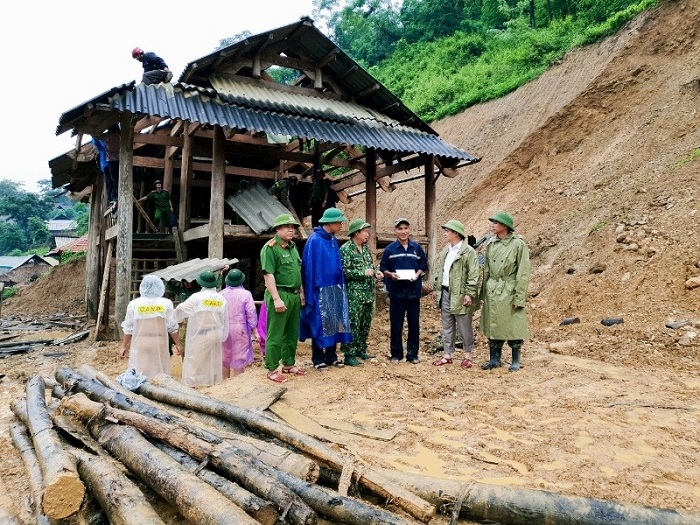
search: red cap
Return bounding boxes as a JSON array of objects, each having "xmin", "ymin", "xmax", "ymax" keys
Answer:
[{"xmin": 131, "ymin": 47, "xmax": 144, "ymax": 58}]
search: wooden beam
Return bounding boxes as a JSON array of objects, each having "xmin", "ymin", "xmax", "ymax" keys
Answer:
[
  {"xmin": 356, "ymin": 83, "xmax": 380, "ymax": 98},
  {"xmin": 85, "ymin": 176, "xmax": 103, "ymax": 320},
  {"xmin": 133, "ymin": 135, "xmax": 184, "ymax": 147},
  {"xmin": 209, "ymin": 126, "xmax": 226, "ymax": 258},
  {"xmin": 178, "ymin": 122, "xmax": 193, "ymax": 233},
  {"xmin": 182, "ymin": 223, "xmax": 210, "ymax": 242},
  {"xmin": 424, "ymin": 156, "xmax": 437, "ymax": 269},
  {"xmin": 115, "ymin": 114, "xmax": 135, "ymax": 340},
  {"xmin": 366, "ymin": 149, "xmax": 377, "ymax": 253},
  {"xmin": 375, "ymin": 155, "xmax": 426, "ymax": 178},
  {"xmin": 92, "ymin": 240, "xmax": 113, "ymax": 343}
]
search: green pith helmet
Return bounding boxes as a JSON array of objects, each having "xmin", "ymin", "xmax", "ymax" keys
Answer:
[
  {"xmin": 197, "ymin": 270, "xmax": 218, "ymax": 288},
  {"xmin": 272, "ymin": 213, "xmax": 301, "ymax": 228},
  {"xmin": 489, "ymin": 211, "xmax": 515, "ymax": 231},
  {"xmin": 441, "ymin": 219, "xmax": 466, "ymax": 239},
  {"xmin": 348, "ymin": 218, "xmax": 371, "ymax": 236},
  {"xmin": 225, "ymin": 269, "xmax": 245, "ymax": 287},
  {"xmin": 318, "ymin": 207, "xmax": 347, "ymax": 224}
]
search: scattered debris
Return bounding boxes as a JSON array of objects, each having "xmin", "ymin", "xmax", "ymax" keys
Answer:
[
  {"xmin": 560, "ymin": 317, "xmax": 581, "ymax": 326},
  {"xmin": 601, "ymin": 317, "xmax": 624, "ymax": 326},
  {"xmin": 665, "ymin": 320, "xmax": 690, "ymax": 329}
]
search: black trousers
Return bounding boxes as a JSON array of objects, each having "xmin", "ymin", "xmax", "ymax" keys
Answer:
[{"xmin": 389, "ymin": 295, "xmax": 420, "ymax": 360}]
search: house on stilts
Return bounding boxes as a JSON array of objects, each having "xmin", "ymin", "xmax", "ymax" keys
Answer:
[{"xmin": 50, "ymin": 17, "xmax": 479, "ymax": 339}]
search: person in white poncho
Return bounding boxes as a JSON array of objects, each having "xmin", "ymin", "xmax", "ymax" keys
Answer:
[
  {"xmin": 175, "ymin": 270, "xmax": 229, "ymax": 387},
  {"xmin": 120, "ymin": 275, "xmax": 183, "ymax": 379}
]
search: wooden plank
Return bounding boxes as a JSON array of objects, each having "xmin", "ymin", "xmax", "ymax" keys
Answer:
[
  {"xmin": 366, "ymin": 148, "xmax": 377, "ymax": 253},
  {"xmin": 314, "ymin": 418, "xmax": 398, "ymax": 441},
  {"xmin": 268, "ymin": 401, "xmax": 348, "ymax": 445},
  {"xmin": 92, "ymin": 240, "xmax": 113, "ymax": 343},
  {"xmin": 230, "ymin": 386, "xmax": 287, "ymax": 411},
  {"xmin": 209, "ymin": 126, "xmax": 226, "ymax": 258},
  {"xmin": 132, "ymin": 195, "xmax": 158, "ymax": 233}
]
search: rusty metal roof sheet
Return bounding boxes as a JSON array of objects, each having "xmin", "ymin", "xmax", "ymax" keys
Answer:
[
  {"xmin": 57, "ymin": 82, "xmax": 475, "ymax": 160},
  {"xmin": 146, "ymin": 257, "xmax": 239, "ymax": 283},
  {"xmin": 225, "ymin": 182, "xmax": 295, "ymax": 235}
]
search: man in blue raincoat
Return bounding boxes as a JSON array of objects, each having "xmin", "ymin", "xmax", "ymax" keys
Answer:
[{"xmin": 300, "ymin": 207, "xmax": 352, "ymax": 370}]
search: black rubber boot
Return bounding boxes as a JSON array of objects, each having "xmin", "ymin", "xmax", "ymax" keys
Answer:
[
  {"xmin": 481, "ymin": 340, "xmax": 503, "ymax": 370},
  {"xmin": 509, "ymin": 342, "xmax": 521, "ymax": 372}
]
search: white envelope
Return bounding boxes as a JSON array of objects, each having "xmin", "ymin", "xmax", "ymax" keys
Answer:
[{"xmin": 395, "ymin": 269, "xmax": 416, "ymax": 280}]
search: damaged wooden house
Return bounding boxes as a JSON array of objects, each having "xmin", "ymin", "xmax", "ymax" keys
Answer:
[{"xmin": 50, "ymin": 17, "xmax": 479, "ymax": 338}]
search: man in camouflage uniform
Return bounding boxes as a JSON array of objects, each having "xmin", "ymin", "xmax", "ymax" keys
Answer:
[{"xmin": 340, "ymin": 219, "xmax": 382, "ymax": 366}]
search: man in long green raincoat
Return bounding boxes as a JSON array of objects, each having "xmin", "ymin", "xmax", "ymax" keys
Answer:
[{"xmin": 480, "ymin": 212, "xmax": 530, "ymax": 372}]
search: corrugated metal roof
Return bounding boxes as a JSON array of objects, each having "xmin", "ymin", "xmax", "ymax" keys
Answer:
[
  {"xmin": 180, "ymin": 18, "xmax": 433, "ymax": 135},
  {"xmin": 146, "ymin": 257, "xmax": 239, "ymax": 283},
  {"xmin": 0, "ymin": 255, "xmax": 54, "ymax": 272},
  {"xmin": 79, "ymin": 83, "xmax": 474, "ymax": 160},
  {"xmin": 225, "ymin": 182, "xmax": 294, "ymax": 235},
  {"xmin": 211, "ymin": 77, "xmax": 400, "ymax": 127},
  {"xmin": 46, "ymin": 219, "xmax": 78, "ymax": 231}
]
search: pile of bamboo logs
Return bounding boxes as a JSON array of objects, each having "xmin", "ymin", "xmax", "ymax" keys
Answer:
[{"xmin": 9, "ymin": 364, "xmax": 700, "ymax": 525}]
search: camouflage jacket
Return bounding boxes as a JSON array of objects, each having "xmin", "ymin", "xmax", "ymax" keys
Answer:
[{"xmin": 340, "ymin": 240, "xmax": 376, "ymax": 304}]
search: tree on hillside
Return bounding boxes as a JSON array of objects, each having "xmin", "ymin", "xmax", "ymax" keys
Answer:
[
  {"xmin": 0, "ymin": 222, "xmax": 28, "ymax": 254},
  {"xmin": 27, "ymin": 216, "xmax": 51, "ymax": 248},
  {"xmin": 400, "ymin": 0, "xmax": 469, "ymax": 42}
]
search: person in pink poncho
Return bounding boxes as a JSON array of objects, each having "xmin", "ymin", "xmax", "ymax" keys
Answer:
[{"xmin": 220, "ymin": 269, "xmax": 259, "ymax": 378}]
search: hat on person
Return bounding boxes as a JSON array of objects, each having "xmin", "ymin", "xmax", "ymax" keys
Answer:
[
  {"xmin": 288, "ymin": 174, "xmax": 298, "ymax": 182},
  {"xmin": 489, "ymin": 211, "xmax": 515, "ymax": 231},
  {"xmin": 225, "ymin": 269, "xmax": 245, "ymax": 287},
  {"xmin": 394, "ymin": 218, "xmax": 410, "ymax": 228},
  {"xmin": 132, "ymin": 47, "xmax": 144, "ymax": 59},
  {"xmin": 196, "ymin": 270, "xmax": 218, "ymax": 288},
  {"xmin": 348, "ymin": 219, "xmax": 371, "ymax": 236},
  {"xmin": 442, "ymin": 219, "xmax": 466, "ymax": 239},
  {"xmin": 154, "ymin": 179, "xmax": 162, "ymax": 186},
  {"xmin": 318, "ymin": 207, "xmax": 347, "ymax": 224},
  {"xmin": 272, "ymin": 213, "xmax": 301, "ymax": 228}
]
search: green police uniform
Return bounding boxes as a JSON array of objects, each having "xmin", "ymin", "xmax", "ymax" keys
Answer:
[
  {"xmin": 339, "ymin": 240, "xmax": 376, "ymax": 359},
  {"xmin": 260, "ymin": 234, "xmax": 303, "ymax": 371}
]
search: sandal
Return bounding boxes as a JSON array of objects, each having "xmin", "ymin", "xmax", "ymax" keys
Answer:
[
  {"xmin": 267, "ymin": 370, "xmax": 288, "ymax": 383},
  {"xmin": 432, "ymin": 355, "xmax": 453, "ymax": 366},
  {"xmin": 282, "ymin": 365, "xmax": 308, "ymax": 376},
  {"xmin": 331, "ymin": 360, "xmax": 345, "ymax": 368},
  {"xmin": 314, "ymin": 363, "xmax": 328, "ymax": 371},
  {"xmin": 461, "ymin": 358, "xmax": 473, "ymax": 369}
]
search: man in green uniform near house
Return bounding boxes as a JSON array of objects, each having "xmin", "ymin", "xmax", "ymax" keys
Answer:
[
  {"xmin": 269, "ymin": 175, "xmax": 298, "ymax": 214},
  {"xmin": 339, "ymin": 219, "xmax": 382, "ymax": 366},
  {"xmin": 480, "ymin": 211, "xmax": 531, "ymax": 372},
  {"xmin": 138, "ymin": 180, "xmax": 173, "ymax": 233},
  {"xmin": 260, "ymin": 213, "xmax": 307, "ymax": 383}
]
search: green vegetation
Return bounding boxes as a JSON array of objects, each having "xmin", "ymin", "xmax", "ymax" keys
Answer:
[
  {"xmin": 2, "ymin": 286, "xmax": 18, "ymax": 300},
  {"xmin": 669, "ymin": 147, "xmax": 700, "ymax": 171},
  {"xmin": 312, "ymin": 0, "xmax": 659, "ymax": 122},
  {"xmin": 0, "ymin": 179, "xmax": 89, "ymax": 257},
  {"xmin": 589, "ymin": 220, "xmax": 608, "ymax": 234}
]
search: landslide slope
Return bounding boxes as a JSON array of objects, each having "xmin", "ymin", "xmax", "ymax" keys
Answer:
[{"xmin": 365, "ymin": 0, "xmax": 700, "ymax": 367}]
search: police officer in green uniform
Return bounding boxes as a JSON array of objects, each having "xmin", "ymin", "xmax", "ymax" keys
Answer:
[
  {"xmin": 340, "ymin": 219, "xmax": 382, "ymax": 366},
  {"xmin": 260, "ymin": 214, "xmax": 307, "ymax": 383}
]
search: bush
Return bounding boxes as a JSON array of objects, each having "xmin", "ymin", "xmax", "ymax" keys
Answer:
[{"xmin": 2, "ymin": 286, "xmax": 18, "ymax": 300}]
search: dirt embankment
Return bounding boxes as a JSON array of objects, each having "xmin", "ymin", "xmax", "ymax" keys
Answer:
[{"xmin": 1, "ymin": 1, "xmax": 699, "ymax": 523}]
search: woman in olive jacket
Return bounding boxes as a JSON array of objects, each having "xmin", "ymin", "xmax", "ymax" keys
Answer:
[
  {"xmin": 480, "ymin": 212, "xmax": 530, "ymax": 372},
  {"xmin": 432, "ymin": 220, "xmax": 480, "ymax": 369}
]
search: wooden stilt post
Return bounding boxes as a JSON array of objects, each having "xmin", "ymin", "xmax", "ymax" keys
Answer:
[
  {"xmin": 209, "ymin": 125, "xmax": 225, "ymax": 259},
  {"xmin": 424, "ymin": 156, "xmax": 437, "ymax": 268},
  {"xmin": 178, "ymin": 123, "xmax": 193, "ymax": 234},
  {"xmin": 92, "ymin": 240, "xmax": 113, "ymax": 343},
  {"xmin": 114, "ymin": 114, "xmax": 135, "ymax": 340},
  {"xmin": 365, "ymin": 148, "xmax": 377, "ymax": 254},
  {"xmin": 86, "ymin": 175, "xmax": 104, "ymax": 319}
]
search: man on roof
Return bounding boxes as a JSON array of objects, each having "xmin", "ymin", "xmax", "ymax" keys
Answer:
[{"xmin": 132, "ymin": 47, "xmax": 173, "ymax": 85}]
